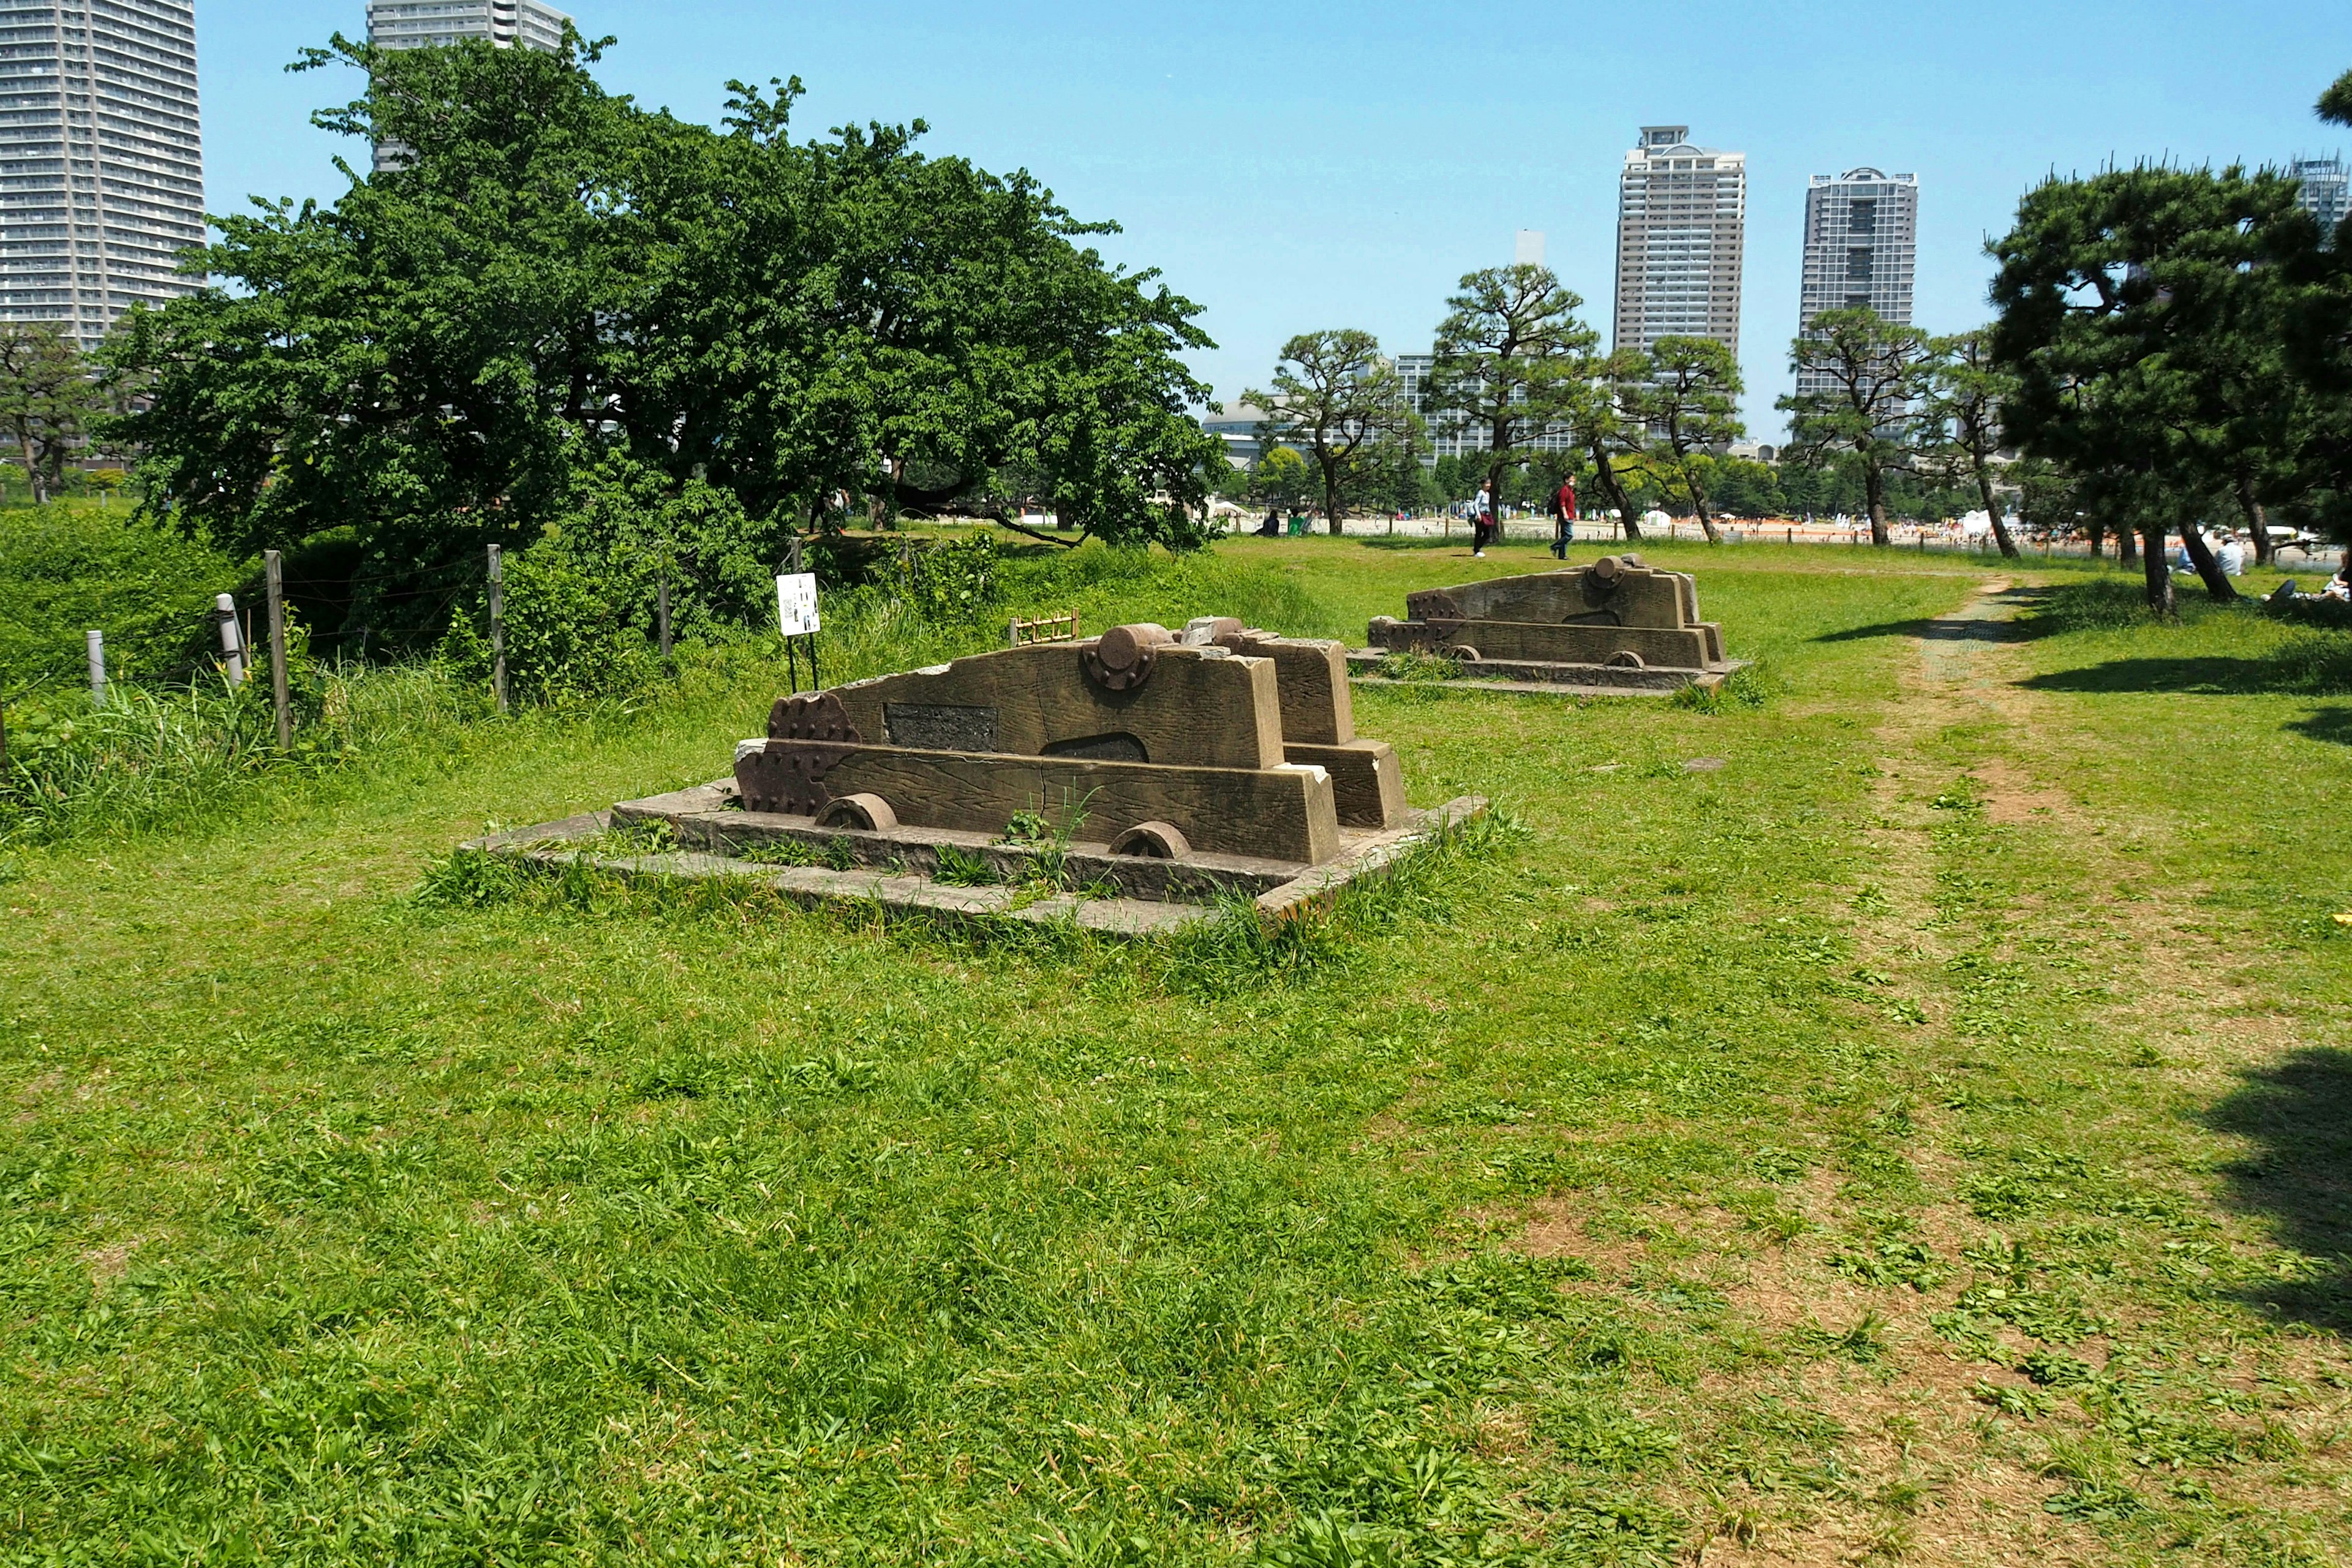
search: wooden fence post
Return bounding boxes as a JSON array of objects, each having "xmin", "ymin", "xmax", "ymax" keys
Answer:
[
  {"xmin": 488, "ymin": 544, "xmax": 508, "ymax": 716},
  {"xmin": 657, "ymin": 573, "xmax": 672, "ymax": 665},
  {"xmin": 265, "ymin": 550, "xmax": 291, "ymax": 749}
]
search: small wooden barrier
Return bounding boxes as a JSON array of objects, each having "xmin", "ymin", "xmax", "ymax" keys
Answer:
[{"xmin": 1008, "ymin": 609, "xmax": 1080, "ymax": 647}]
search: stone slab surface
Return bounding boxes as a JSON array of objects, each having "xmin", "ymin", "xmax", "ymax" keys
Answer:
[{"xmin": 462, "ymin": 796, "xmax": 1490, "ymax": 940}]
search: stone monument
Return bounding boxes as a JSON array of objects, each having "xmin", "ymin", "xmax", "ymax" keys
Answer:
[{"xmin": 1362, "ymin": 555, "xmax": 1733, "ymax": 690}]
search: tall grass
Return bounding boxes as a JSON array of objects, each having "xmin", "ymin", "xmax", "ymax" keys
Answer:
[
  {"xmin": 1, "ymin": 538, "xmax": 1354, "ymax": 851},
  {"xmin": 0, "ymin": 663, "xmax": 484, "ymax": 846}
]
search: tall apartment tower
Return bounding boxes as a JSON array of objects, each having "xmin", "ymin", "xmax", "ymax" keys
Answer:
[
  {"xmin": 1611, "ymin": 126, "xmax": 1746, "ymax": 358},
  {"xmin": 2290, "ymin": 155, "xmax": 2348, "ymax": 247},
  {"xmin": 366, "ymin": 0, "xmax": 572, "ymax": 52},
  {"xmin": 0, "ymin": 0, "xmax": 205, "ymax": 347},
  {"xmin": 1793, "ymin": 168, "xmax": 1918, "ymax": 397}
]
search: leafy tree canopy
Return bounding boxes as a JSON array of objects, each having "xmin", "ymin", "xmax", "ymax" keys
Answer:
[
  {"xmin": 1777, "ymin": 306, "xmax": 1933, "ymax": 546},
  {"xmin": 1428, "ymin": 266, "xmax": 1597, "ymax": 495},
  {"xmin": 102, "ymin": 30, "xmax": 1224, "ymax": 630},
  {"xmin": 1243, "ymin": 330, "xmax": 1419, "ymax": 536}
]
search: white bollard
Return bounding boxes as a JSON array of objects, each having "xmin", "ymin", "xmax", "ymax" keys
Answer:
[
  {"xmin": 215, "ymin": 592, "xmax": 246, "ymax": 686},
  {"xmin": 86, "ymin": 628, "xmax": 105, "ymax": 707}
]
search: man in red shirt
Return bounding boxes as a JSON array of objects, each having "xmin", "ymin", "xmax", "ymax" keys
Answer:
[{"xmin": 1550, "ymin": 475, "xmax": 1578, "ymax": 560}]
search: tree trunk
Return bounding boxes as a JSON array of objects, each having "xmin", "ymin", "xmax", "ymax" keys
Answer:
[
  {"xmin": 2086, "ymin": 518, "xmax": 2106, "ymax": 559},
  {"xmin": 1975, "ymin": 461, "xmax": 2019, "ymax": 559},
  {"xmin": 1865, "ymin": 466, "xmax": 1890, "ymax": 547},
  {"xmin": 2177, "ymin": 519, "xmax": 2239, "ymax": 602},
  {"xmin": 2118, "ymin": 520, "xmax": 2136, "ymax": 566},
  {"xmin": 2235, "ymin": 475, "xmax": 2272, "ymax": 567},
  {"xmin": 1688, "ymin": 466, "xmax": 1722, "ymax": 544},
  {"xmin": 15, "ymin": 426, "xmax": 43, "ymax": 506},
  {"xmin": 1589, "ymin": 443, "xmax": 1639, "ymax": 539},
  {"xmin": 2141, "ymin": 522, "xmax": 2173, "ymax": 615},
  {"xmin": 1323, "ymin": 451, "xmax": 1346, "ymax": 537}
]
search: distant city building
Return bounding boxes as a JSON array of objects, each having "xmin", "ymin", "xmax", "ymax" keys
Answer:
[
  {"xmin": 1794, "ymin": 167, "xmax": 1919, "ymax": 398},
  {"xmin": 366, "ymin": 0, "xmax": 571, "ymax": 51},
  {"xmin": 0, "ymin": 0, "xmax": 206, "ymax": 346},
  {"xmin": 2290, "ymin": 154, "xmax": 2348, "ymax": 246},
  {"xmin": 1201, "ymin": 403, "xmax": 1270, "ymax": 466},
  {"xmin": 367, "ymin": 1, "xmax": 574, "ymax": 170},
  {"xmin": 1393, "ymin": 353, "xmax": 1575, "ymax": 465},
  {"xmin": 1612, "ymin": 126, "xmax": 1746, "ymax": 358}
]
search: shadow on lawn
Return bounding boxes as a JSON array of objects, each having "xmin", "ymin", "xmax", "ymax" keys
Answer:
[
  {"xmin": 2021, "ymin": 659, "xmax": 2352, "ymax": 698},
  {"xmin": 1813, "ymin": 587, "xmax": 2049, "ymax": 646},
  {"xmin": 2206, "ymin": 1048, "xmax": 2352, "ymax": 1333},
  {"xmin": 2288, "ymin": 708, "xmax": 2352, "ymax": 747}
]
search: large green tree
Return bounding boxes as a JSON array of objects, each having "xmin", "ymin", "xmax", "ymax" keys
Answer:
[
  {"xmin": 1427, "ymin": 266, "xmax": 1598, "ymax": 508},
  {"xmin": 1631, "ymin": 336, "xmax": 1743, "ymax": 544},
  {"xmin": 1554, "ymin": 347, "xmax": 1651, "ymax": 539},
  {"xmin": 1989, "ymin": 164, "xmax": 2310, "ymax": 609},
  {"xmin": 1917, "ymin": 330, "xmax": 2022, "ymax": 559},
  {"xmin": 1778, "ymin": 307, "xmax": 1932, "ymax": 547},
  {"xmin": 102, "ymin": 31, "xmax": 1223, "ymax": 633},
  {"xmin": 0, "ymin": 325, "xmax": 100, "ymax": 504},
  {"xmin": 1243, "ymin": 330, "xmax": 1419, "ymax": 537}
]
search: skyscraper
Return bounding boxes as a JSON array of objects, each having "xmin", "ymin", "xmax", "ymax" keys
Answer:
[
  {"xmin": 366, "ymin": 0, "xmax": 572, "ymax": 53},
  {"xmin": 1611, "ymin": 126, "xmax": 1746, "ymax": 358},
  {"xmin": 1794, "ymin": 168, "xmax": 1918, "ymax": 397},
  {"xmin": 2290, "ymin": 154, "xmax": 2348, "ymax": 247},
  {"xmin": 0, "ymin": 0, "xmax": 206, "ymax": 346}
]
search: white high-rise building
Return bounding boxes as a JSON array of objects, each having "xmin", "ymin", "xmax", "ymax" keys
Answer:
[
  {"xmin": 2290, "ymin": 155, "xmax": 2348, "ymax": 247},
  {"xmin": 0, "ymin": 0, "xmax": 206, "ymax": 346},
  {"xmin": 366, "ymin": 0, "xmax": 571, "ymax": 53},
  {"xmin": 1794, "ymin": 168, "xmax": 1919, "ymax": 398},
  {"xmin": 1611, "ymin": 126, "xmax": 1746, "ymax": 359}
]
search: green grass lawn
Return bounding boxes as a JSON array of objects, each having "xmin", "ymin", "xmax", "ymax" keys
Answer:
[{"xmin": 3, "ymin": 538, "xmax": 2348, "ymax": 1566}]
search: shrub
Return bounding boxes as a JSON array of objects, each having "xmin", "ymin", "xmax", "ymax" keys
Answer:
[{"xmin": 440, "ymin": 546, "xmax": 655, "ymax": 705}]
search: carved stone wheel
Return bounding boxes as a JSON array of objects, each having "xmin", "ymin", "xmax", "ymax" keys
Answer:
[
  {"xmin": 1081, "ymin": 622, "xmax": 1174, "ymax": 692},
  {"xmin": 1108, "ymin": 820, "xmax": 1191, "ymax": 860},
  {"xmin": 1446, "ymin": 646, "xmax": 1482, "ymax": 664},
  {"xmin": 815, "ymin": 793, "xmax": 897, "ymax": 832},
  {"xmin": 1605, "ymin": 650, "xmax": 1646, "ymax": 669}
]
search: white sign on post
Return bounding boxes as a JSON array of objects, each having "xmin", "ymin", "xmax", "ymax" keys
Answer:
[{"xmin": 775, "ymin": 573, "xmax": 821, "ymax": 636}]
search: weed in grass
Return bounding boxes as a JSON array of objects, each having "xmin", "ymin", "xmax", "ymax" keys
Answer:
[
  {"xmin": 2044, "ymin": 1481, "xmax": 2145, "ymax": 1522},
  {"xmin": 1973, "ymin": 1379, "xmax": 2060, "ymax": 1419},
  {"xmin": 2021, "ymin": 1349, "xmax": 2098, "ymax": 1388},
  {"xmin": 932, "ymin": 843, "xmax": 998, "ymax": 886},
  {"xmin": 1375, "ymin": 649, "xmax": 1463, "ymax": 682},
  {"xmin": 1670, "ymin": 658, "xmax": 1777, "ymax": 712},
  {"xmin": 736, "ymin": 835, "xmax": 816, "ymax": 866}
]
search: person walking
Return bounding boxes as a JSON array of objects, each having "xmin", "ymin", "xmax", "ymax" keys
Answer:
[
  {"xmin": 1550, "ymin": 474, "xmax": 1578, "ymax": 560},
  {"xmin": 1471, "ymin": 479, "xmax": 1494, "ymax": 557}
]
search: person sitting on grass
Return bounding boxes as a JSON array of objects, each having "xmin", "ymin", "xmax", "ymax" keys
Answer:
[{"xmin": 2216, "ymin": 530, "xmax": 2246, "ymax": 578}]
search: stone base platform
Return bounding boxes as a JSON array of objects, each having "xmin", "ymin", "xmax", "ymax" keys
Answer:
[
  {"xmin": 1345, "ymin": 649, "xmax": 1738, "ymax": 697},
  {"xmin": 464, "ymin": 782, "xmax": 1489, "ymax": 938}
]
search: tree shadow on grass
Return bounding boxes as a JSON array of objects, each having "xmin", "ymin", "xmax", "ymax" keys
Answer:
[
  {"xmin": 2205, "ymin": 1049, "xmax": 2352, "ymax": 1333},
  {"xmin": 1812, "ymin": 589, "xmax": 2051, "ymax": 646},
  {"xmin": 2021, "ymin": 658, "xmax": 2352, "ymax": 698},
  {"xmin": 2288, "ymin": 708, "xmax": 2352, "ymax": 747}
]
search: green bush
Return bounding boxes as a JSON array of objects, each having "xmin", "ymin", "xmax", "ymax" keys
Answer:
[
  {"xmin": 440, "ymin": 546, "xmax": 656, "ymax": 705},
  {"xmin": 0, "ymin": 503, "xmax": 241, "ymax": 687},
  {"xmin": 906, "ymin": 533, "xmax": 1001, "ymax": 622}
]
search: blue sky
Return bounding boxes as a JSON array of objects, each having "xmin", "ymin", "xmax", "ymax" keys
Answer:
[{"xmin": 203, "ymin": 2, "xmax": 2351, "ymax": 435}]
